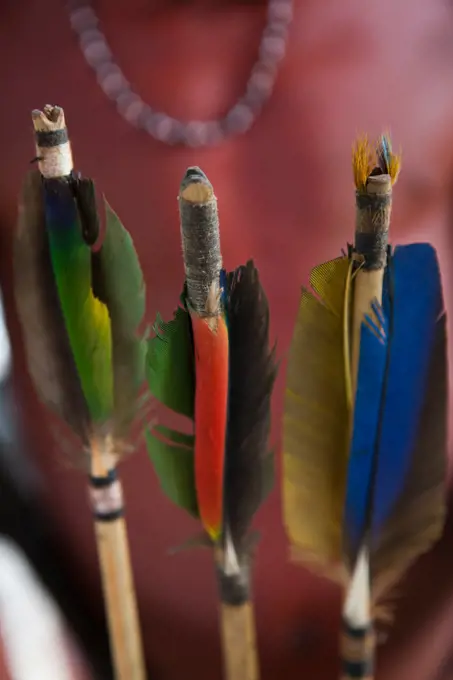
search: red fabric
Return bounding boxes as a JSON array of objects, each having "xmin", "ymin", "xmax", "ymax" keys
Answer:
[{"xmin": 1, "ymin": 1, "xmax": 453, "ymax": 679}]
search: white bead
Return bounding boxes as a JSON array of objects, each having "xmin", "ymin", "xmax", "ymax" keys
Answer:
[
  {"xmin": 67, "ymin": 0, "xmax": 294, "ymax": 146},
  {"xmin": 225, "ymin": 104, "xmax": 255, "ymax": 134},
  {"xmin": 260, "ymin": 35, "xmax": 287, "ymax": 63},
  {"xmin": 123, "ymin": 99, "xmax": 146, "ymax": 125},
  {"xmin": 100, "ymin": 70, "xmax": 127, "ymax": 98},
  {"xmin": 268, "ymin": 0, "xmax": 293, "ymax": 24},
  {"xmin": 69, "ymin": 7, "xmax": 98, "ymax": 31},
  {"xmin": 149, "ymin": 114, "xmax": 176, "ymax": 143},
  {"xmin": 247, "ymin": 67, "xmax": 275, "ymax": 100},
  {"xmin": 83, "ymin": 40, "xmax": 111, "ymax": 66},
  {"xmin": 185, "ymin": 121, "xmax": 210, "ymax": 147}
]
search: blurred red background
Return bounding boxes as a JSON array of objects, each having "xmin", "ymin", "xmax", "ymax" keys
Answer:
[{"xmin": 1, "ymin": 0, "xmax": 453, "ymax": 678}]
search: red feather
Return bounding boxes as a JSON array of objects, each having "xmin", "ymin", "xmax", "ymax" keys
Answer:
[{"xmin": 191, "ymin": 313, "xmax": 229, "ymax": 539}]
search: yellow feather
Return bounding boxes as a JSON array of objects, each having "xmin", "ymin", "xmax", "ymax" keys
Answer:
[{"xmin": 283, "ymin": 257, "xmax": 352, "ymax": 569}]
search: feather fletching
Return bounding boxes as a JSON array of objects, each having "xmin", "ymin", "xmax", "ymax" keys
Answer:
[
  {"xmin": 284, "ymin": 241, "xmax": 447, "ymax": 603},
  {"xmin": 344, "ymin": 302, "xmax": 388, "ymax": 563},
  {"xmin": 146, "ymin": 260, "xmax": 277, "ymax": 551},
  {"xmin": 145, "ymin": 296, "xmax": 197, "ymax": 516},
  {"xmin": 91, "ymin": 201, "xmax": 147, "ymax": 436},
  {"xmin": 344, "ymin": 243, "xmax": 447, "ymax": 606},
  {"xmin": 223, "ymin": 261, "xmax": 277, "ymax": 551},
  {"xmin": 44, "ymin": 176, "xmax": 113, "ymax": 423},
  {"xmin": 283, "ymin": 257, "xmax": 351, "ymax": 568},
  {"xmin": 14, "ymin": 170, "xmax": 90, "ymax": 439},
  {"xmin": 146, "ymin": 292, "xmax": 195, "ymax": 420},
  {"xmin": 145, "ymin": 425, "xmax": 198, "ymax": 518},
  {"xmin": 15, "ymin": 168, "xmax": 146, "ymax": 454},
  {"xmin": 370, "ymin": 244, "xmax": 447, "ymax": 603}
]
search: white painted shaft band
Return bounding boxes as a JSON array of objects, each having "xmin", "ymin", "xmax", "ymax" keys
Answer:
[
  {"xmin": 89, "ymin": 480, "xmax": 124, "ymax": 516},
  {"xmin": 36, "ymin": 140, "xmax": 73, "ymax": 179}
]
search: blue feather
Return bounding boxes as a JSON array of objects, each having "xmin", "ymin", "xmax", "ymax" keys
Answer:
[
  {"xmin": 371, "ymin": 243, "xmax": 442, "ymax": 535},
  {"xmin": 344, "ymin": 302, "xmax": 388, "ymax": 557},
  {"xmin": 43, "ymin": 180, "xmax": 77, "ymax": 230},
  {"xmin": 377, "ymin": 135, "xmax": 391, "ymax": 174},
  {"xmin": 344, "ymin": 243, "xmax": 443, "ymax": 559}
]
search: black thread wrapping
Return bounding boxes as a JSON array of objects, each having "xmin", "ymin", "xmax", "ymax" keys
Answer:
[
  {"xmin": 354, "ymin": 191, "xmax": 391, "ymax": 270},
  {"xmin": 89, "ymin": 470, "xmax": 124, "ymax": 521},
  {"xmin": 179, "ymin": 168, "xmax": 222, "ymax": 316},
  {"xmin": 354, "ymin": 231, "xmax": 388, "ymax": 270},
  {"xmin": 341, "ymin": 659, "xmax": 373, "ymax": 678},
  {"xmin": 94, "ymin": 508, "xmax": 124, "ymax": 523},
  {"xmin": 355, "ymin": 193, "xmax": 391, "ymax": 212},
  {"xmin": 342, "ymin": 620, "xmax": 371, "ymax": 639},
  {"xmin": 341, "ymin": 619, "xmax": 374, "ymax": 678},
  {"xmin": 89, "ymin": 469, "xmax": 117, "ymax": 488},
  {"xmin": 35, "ymin": 128, "xmax": 69, "ymax": 148},
  {"xmin": 216, "ymin": 561, "xmax": 251, "ymax": 606}
]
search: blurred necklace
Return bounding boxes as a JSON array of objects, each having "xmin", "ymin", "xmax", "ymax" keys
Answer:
[{"xmin": 67, "ymin": 0, "xmax": 293, "ymax": 147}]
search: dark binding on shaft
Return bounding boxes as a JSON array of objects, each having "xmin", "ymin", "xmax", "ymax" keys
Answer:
[
  {"xmin": 354, "ymin": 169, "xmax": 392, "ymax": 271},
  {"xmin": 216, "ymin": 560, "xmax": 251, "ymax": 606},
  {"xmin": 341, "ymin": 619, "xmax": 374, "ymax": 680},
  {"xmin": 342, "ymin": 620, "xmax": 371, "ymax": 639},
  {"xmin": 94, "ymin": 508, "xmax": 125, "ymax": 523},
  {"xmin": 35, "ymin": 128, "xmax": 69, "ymax": 148},
  {"xmin": 89, "ymin": 468, "xmax": 118, "ymax": 488},
  {"xmin": 341, "ymin": 659, "xmax": 374, "ymax": 679}
]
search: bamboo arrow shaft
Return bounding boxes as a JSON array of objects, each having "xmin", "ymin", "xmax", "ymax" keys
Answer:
[
  {"xmin": 94, "ymin": 515, "xmax": 146, "ymax": 680},
  {"xmin": 90, "ymin": 442, "xmax": 146, "ymax": 680},
  {"xmin": 350, "ymin": 268, "xmax": 385, "ymax": 397},
  {"xmin": 345, "ymin": 148, "xmax": 395, "ymax": 680},
  {"xmin": 219, "ymin": 601, "xmax": 259, "ymax": 680}
]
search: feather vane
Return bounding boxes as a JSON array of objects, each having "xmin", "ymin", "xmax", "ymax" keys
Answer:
[
  {"xmin": 15, "ymin": 168, "xmax": 146, "ymax": 452},
  {"xmin": 146, "ymin": 259, "xmax": 277, "ymax": 551},
  {"xmin": 283, "ymin": 257, "xmax": 351, "ymax": 567}
]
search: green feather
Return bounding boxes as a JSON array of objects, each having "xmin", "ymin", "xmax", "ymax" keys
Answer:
[
  {"xmin": 145, "ymin": 426, "xmax": 198, "ymax": 516},
  {"xmin": 92, "ymin": 201, "xmax": 147, "ymax": 435},
  {"xmin": 147, "ymin": 297, "xmax": 195, "ymax": 419},
  {"xmin": 145, "ymin": 296, "xmax": 197, "ymax": 511},
  {"xmin": 44, "ymin": 179, "xmax": 113, "ymax": 423}
]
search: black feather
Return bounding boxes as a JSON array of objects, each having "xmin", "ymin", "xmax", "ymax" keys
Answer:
[
  {"xmin": 71, "ymin": 174, "xmax": 100, "ymax": 247},
  {"xmin": 223, "ymin": 260, "xmax": 278, "ymax": 553}
]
